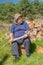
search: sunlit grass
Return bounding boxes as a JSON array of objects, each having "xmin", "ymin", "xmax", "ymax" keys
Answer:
[{"xmin": 0, "ymin": 31, "xmax": 43, "ymax": 65}]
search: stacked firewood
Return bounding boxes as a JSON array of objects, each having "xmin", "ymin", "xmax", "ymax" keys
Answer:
[{"xmin": 26, "ymin": 21, "xmax": 43, "ymax": 41}]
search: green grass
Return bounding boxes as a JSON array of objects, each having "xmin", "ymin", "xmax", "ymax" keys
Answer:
[
  {"xmin": 0, "ymin": 30, "xmax": 6, "ymax": 37},
  {"xmin": 0, "ymin": 31, "xmax": 43, "ymax": 65}
]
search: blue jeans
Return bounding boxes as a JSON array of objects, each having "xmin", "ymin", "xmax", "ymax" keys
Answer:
[{"xmin": 12, "ymin": 38, "xmax": 30, "ymax": 56}]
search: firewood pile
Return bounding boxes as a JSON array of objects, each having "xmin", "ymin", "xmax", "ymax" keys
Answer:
[{"xmin": 26, "ymin": 21, "xmax": 43, "ymax": 41}]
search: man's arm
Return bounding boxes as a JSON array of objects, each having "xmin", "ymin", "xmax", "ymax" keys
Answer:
[
  {"xmin": 24, "ymin": 22, "xmax": 31, "ymax": 37},
  {"xmin": 9, "ymin": 24, "xmax": 15, "ymax": 43},
  {"xmin": 9, "ymin": 33, "xmax": 14, "ymax": 43}
]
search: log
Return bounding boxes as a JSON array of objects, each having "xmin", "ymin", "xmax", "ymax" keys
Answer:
[
  {"xmin": 37, "ymin": 31, "xmax": 43, "ymax": 36},
  {"xmin": 36, "ymin": 46, "xmax": 43, "ymax": 54},
  {"xmin": 29, "ymin": 21, "xmax": 35, "ymax": 29},
  {"xmin": 19, "ymin": 44, "xmax": 26, "ymax": 55}
]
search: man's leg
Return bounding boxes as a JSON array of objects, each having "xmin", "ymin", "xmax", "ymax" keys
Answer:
[
  {"xmin": 12, "ymin": 42, "xmax": 20, "ymax": 61},
  {"xmin": 23, "ymin": 38, "xmax": 30, "ymax": 57}
]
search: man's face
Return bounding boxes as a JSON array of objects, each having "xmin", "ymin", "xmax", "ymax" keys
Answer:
[{"xmin": 17, "ymin": 16, "xmax": 22, "ymax": 24}]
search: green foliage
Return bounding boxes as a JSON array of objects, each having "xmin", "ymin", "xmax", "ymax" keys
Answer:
[
  {"xmin": 39, "ymin": 2, "xmax": 43, "ymax": 15},
  {"xmin": 0, "ymin": 2, "xmax": 15, "ymax": 21},
  {"xmin": 0, "ymin": 0, "xmax": 43, "ymax": 21}
]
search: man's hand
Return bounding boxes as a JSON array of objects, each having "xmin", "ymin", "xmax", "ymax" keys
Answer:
[
  {"xmin": 9, "ymin": 33, "xmax": 14, "ymax": 43},
  {"xmin": 23, "ymin": 34, "xmax": 28, "ymax": 39},
  {"xmin": 23, "ymin": 31, "xmax": 30, "ymax": 38},
  {"xmin": 9, "ymin": 39, "xmax": 14, "ymax": 43}
]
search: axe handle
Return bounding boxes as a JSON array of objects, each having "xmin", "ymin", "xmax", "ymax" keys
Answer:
[
  {"xmin": 13, "ymin": 31, "xmax": 30, "ymax": 41},
  {"xmin": 13, "ymin": 34, "xmax": 27, "ymax": 41},
  {"xmin": 0, "ymin": 33, "xmax": 28, "ymax": 49}
]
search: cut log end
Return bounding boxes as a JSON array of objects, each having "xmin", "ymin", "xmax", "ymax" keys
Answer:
[{"xmin": 36, "ymin": 46, "xmax": 43, "ymax": 54}]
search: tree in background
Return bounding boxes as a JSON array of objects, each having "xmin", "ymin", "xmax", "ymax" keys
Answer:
[
  {"xmin": 0, "ymin": 0, "xmax": 43, "ymax": 22},
  {"xmin": 0, "ymin": 2, "xmax": 15, "ymax": 22}
]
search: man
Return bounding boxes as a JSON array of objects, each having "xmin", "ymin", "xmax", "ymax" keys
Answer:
[{"xmin": 10, "ymin": 13, "xmax": 30, "ymax": 62}]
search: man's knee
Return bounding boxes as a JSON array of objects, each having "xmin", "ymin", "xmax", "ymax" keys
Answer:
[
  {"xmin": 24, "ymin": 38, "xmax": 30, "ymax": 43},
  {"xmin": 12, "ymin": 42, "xmax": 18, "ymax": 49}
]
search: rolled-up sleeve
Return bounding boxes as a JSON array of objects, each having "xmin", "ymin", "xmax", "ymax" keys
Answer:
[{"xmin": 10, "ymin": 24, "xmax": 14, "ymax": 33}]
